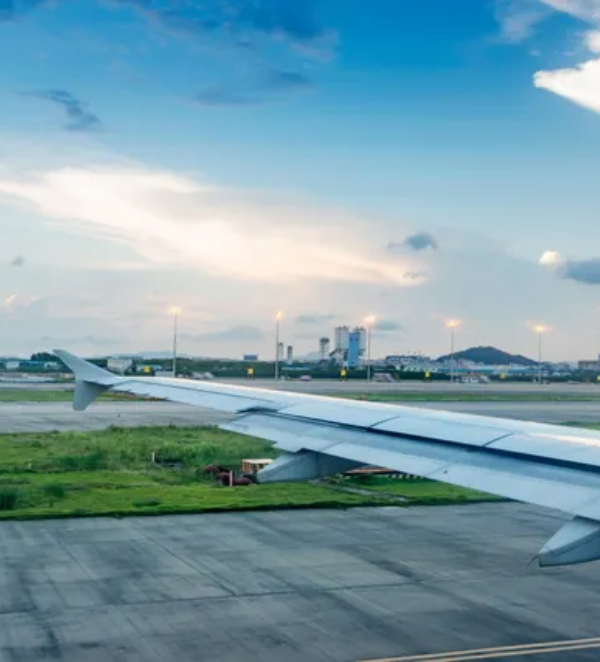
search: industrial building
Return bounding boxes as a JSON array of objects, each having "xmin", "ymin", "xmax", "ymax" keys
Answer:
[
  {"xmin": 334, "ymin": 326, "xmax": 350, "ymax": 351},
  {"xmin": 332, "ymin": 326, "xmax": 367, "ymax": 367},
  {"xmin": 347, "ymin": 329, "xmax": 362, "ymax": 368},
  {"xmin": 319, "ymin": 337, "xmax": 330, "ymax": 360}
]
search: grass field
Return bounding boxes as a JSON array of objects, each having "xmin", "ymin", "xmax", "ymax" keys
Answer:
[
  {"xmin": 2, "ymin": 387, "xmax": 600, "ymax": 403},
  {"xmin": 0, "ymin": 389, "xmax": 139, "ymax": 403},
  {"xmin": 335, "ymin": 475, "xmax": 503, "ymax": 504},
  {"xmin": 0, "ymin": 425, "xmax": 498, "ymax": 520},
  {"xmin": 0, "ymin": 426, "xmax": 391, "ymax": 519},
  {"xmin": 337, "ymin": 392, "xmax": 600, "ymax": 403}
]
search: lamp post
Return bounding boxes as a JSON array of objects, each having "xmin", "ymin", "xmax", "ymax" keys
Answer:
[
  {"xmin": 534, "ymin": 325, "xmax": 548, "ymax": 384},
  {"xmin": 169, "ymin": 306, "xmax": 181, "ymax": 377},
  {"xmin": 364, "ymin": 315, "xmax": 376, "ymax": 381},
  {"xmin": 446, "ymin": 320, "xmax": 460, "ymax": 383},
  {"xmin": 275, "ymin": 311, "xmax": 283, "ymax": 381}
]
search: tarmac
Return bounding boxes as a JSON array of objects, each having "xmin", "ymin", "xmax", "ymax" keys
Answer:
[
  {"xmin": 2, "ymin": 503, "xmax": 600, "ymax": 661},
  {"xmin": 0, "ymin": 399, "xmax": 599, "ymax": 433},
  {"xmin": 2, "ymin": 394, "xmax": 600, "ymax": 660},
  {"xmin": 4, "ymin": 378, "xmax": 600, "ymax": 397}
]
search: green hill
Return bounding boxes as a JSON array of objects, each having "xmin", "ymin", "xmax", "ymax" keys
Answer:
[{"xmin": 437, "ymin": 346, "xmax": 537, "ymax": 366}]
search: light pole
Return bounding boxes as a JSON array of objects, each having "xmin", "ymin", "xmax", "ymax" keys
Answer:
[
  {"xmin": 534, "ymin": 325, "xmax": 548, "ymax": 384},
  {"xmin": 170, "ymin": 306, "xmax": 181, "ymax": 377},
  {"xmin": 364, "ymin": 315, "xmax": 376, "ymax": 381},
  {"xmin": 275, "ymin": 311, "xmax": 283, "ymax": 381},
  {"xmin": 446, "ymin": 320, "xmax": 459, "ymax": 383}
]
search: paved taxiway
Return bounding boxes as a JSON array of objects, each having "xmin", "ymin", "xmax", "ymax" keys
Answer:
[
  {"xmin": 1, "ymin": 399, "xmax": 599, "ymax": 433},
  {"xmin": 1, "ymin": 503, "xmax": 600, "ymax": 661},
  {"xmin": 5, "ymin": 379, "xmax": 600, "ymax": 397}
]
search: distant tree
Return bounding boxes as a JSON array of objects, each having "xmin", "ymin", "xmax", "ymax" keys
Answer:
[{"xmin": 30, "ymin": 352, "xmax": 58, "ymax": 362}]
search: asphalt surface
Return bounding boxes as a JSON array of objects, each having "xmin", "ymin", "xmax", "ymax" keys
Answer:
[
  {"xmin": 4, "ymin": 379, "xmax": 600, "ymax": 397},
  {"xmin": 2, "ymin": 503, "xmax": 600, "ymax": 661},
  {"xmin": 1, "ymin": 399, "xmax": 599, "ymax": 433},
  {"xmin": 237, "ymin": 379, "xmax": 600, "ymax": 397}
]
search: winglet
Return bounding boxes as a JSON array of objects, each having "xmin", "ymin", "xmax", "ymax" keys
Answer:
[{"xmin": 54, "ymin": 349, "xmax": 117, "ymax": 411}]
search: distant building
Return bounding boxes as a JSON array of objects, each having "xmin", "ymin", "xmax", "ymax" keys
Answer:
[
  {"xmin": 319, "ymin": 337, "xmax": 330, "ymax": 360},
  {"xmin": 334, "ymin": 326, "xmax": 350, "ymax": 351},
  {"xmin": 107, "ymin": 357, "xmax": 134, "ymax": 374},
  {"xmin": 579, "ymin": 360, "xmax": 600, "ymax": 373},
  {"xmin": 354, "ymin": 327, "xmax": 367, "ymax": 353},
  {"xmin": 243, "ymin": 354, "xmax": 259, "ymax": 362},
  {"xmin": 277, "ymin": 342, "xmax": 284, "ymax": 361},
  {"xmin": 286, "ymin": 345, "xmax": 293, "ymax": 365},
  {"xmin": 4, "ymin": 360, "xmax": 20, "ymax": 370},
  {"xmin": 385, "ymin": 354, "xmax": 431, "ymax": 368},
  {"xmin": 348, "ymin": 330, "xmax": 362, "ymax": 368}
]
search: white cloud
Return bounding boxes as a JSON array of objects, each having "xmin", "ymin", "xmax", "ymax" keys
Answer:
[
  {"xmin": 535, "ymin": 55, "xmax": 600, "ymax": 112},
  {"xmin": 0, "ymin": 162, "xmax": 422, "ymax": 287},
  {"xmin": 532, "ymin": 2, "xmax": 600, "ymax": 114},
  {"xmin": 496, "ymin": 1, "xmax": 600, "ymax": 114}
]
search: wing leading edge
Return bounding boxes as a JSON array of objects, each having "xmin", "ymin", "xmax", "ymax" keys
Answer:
[{"xmin": 55, "ymin": 349, "xmax": 600, "ymax": 567}]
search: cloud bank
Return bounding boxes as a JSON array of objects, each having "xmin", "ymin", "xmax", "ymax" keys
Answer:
[
  {"xmin": 181, "ymin": 325, "xmax": 264, "ymax": 343},
  {"xmin": 374, "ymin": 319, "xmax": 403, "ymax": 332},
  {"xmin": 295, "ymin": 313, "xmax": 336, "ymax": 324},
  {"xmin": 0, "ymin": 162, "xmax": 422, "ymax": 287},
  {"xmin": 539, "ymin": 250, "xmax": 600, "ymax": 284},
  {"xmin": 561, "ymin": 258, "xmax": 600, "ymax": 283}
]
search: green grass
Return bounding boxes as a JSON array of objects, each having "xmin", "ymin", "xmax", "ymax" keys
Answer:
[
  {"xmin": 337, "ymin": 475, "xmax": 502, "ymax": 504},
  {"xmin": 0, "ymin": 473, "xmax": 390, "ymax": 520},
  {"xmin": 335, "ymin": 392, "xmax": 600, "ymax": 403},
  {"xmin": 0, "ymin": 426, "xmax": 393, "ymax": 519},
  {"xmin": 3, "ymin": 388, "xmax": 600, "ymax": 404},
  {"xmin": 0, "ymin": 425, "xmax": 278, "ymax": 474},
  {"xmin": 0, "ymin": 389, "xmax": 140, "ymax": 403},
  {"xmin": 2, "ymin": 422, "xmax": 597, "ymax": 521}
]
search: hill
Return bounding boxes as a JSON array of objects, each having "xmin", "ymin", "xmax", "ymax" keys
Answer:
[{"xmin": 437, "ymin": 346, "xmax": 537, "ymax": 366}]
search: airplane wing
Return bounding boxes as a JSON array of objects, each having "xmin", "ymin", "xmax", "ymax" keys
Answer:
[{"xmin": 55, "ymin": 349, "xmax": 600, "ymax": 568}]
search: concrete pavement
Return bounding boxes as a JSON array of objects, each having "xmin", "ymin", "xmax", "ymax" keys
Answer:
[
  {"xmin": 1, "ymin": 504, "xmax": 600, "ymax": 661},
  {"xmin": 0, "ymin": 399, "xmax": 599, "ymax": 433}
]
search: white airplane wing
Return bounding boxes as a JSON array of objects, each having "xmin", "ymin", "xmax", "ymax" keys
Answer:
[{"xmin": 55, "ymin": 349, "xmax": 600, "ymax": 568}]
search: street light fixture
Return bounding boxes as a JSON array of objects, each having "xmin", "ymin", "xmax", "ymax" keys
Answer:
[
  {"xmin": 169, "ymin": 306, "xmax": 182, "ymax": 377},
  {"xmin": 446, "ymin": 319, "xmax": 460, "ymax": 383},
  {"xmin": 364, "ymin": 315, "xmax": 376, "ymax": 381},
  {"xmin": 275, "ymin": 311, "xmax": 283, "ymax": 381}
]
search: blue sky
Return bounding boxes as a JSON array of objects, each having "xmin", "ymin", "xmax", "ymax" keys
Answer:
[{"xmin": 0, "ymin": 0, "xmax": 599, "ymax": 359}]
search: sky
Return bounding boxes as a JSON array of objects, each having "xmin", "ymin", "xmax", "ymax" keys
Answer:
[{"xmin": 0, "ymin": 0, "xmax": 600, "ymax": 360}]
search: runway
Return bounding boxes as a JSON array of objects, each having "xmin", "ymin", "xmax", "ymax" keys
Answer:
[
  {"xmin": 4, "ymin": 378, "xmax": 600, "ymax": 398},
  {"xmin": 0, "ymin": 399, "xmax": 599, "ymax": 433},
  {"xmin": 236, "ymin": 379, "xmax": 600, "ymax": 397},
  {"xmin": 1, "ymin": 503, "xmax": 600, "ymax": 661}
]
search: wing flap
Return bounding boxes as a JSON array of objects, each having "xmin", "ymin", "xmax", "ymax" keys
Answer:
[
  {"xmin": 490, "ymin": 430, "xmax": 600, "ymax": 470},
  {"xmin": 373, "ymin": 415, "xmax": 513, "ymax": 446},
  {"xmin": 221, "ymin": 411, "xmax": 600, "ymax": 518}
]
